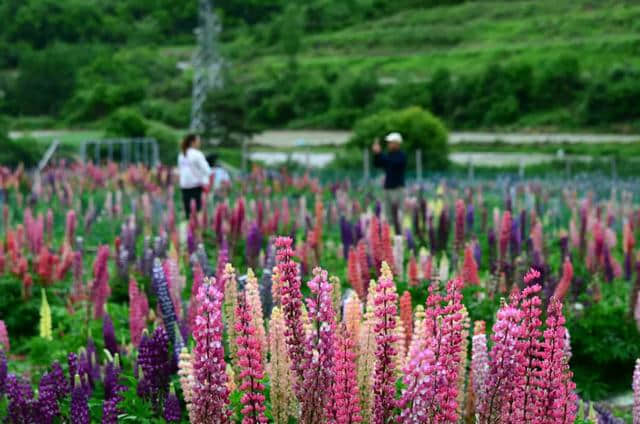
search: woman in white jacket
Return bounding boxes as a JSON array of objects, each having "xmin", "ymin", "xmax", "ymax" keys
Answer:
[{"xmin": 178, "ymin": 134, "xmax": 211, "ymax": 218}]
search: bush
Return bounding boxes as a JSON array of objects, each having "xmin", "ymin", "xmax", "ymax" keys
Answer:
[
  {"xmin": 105, "ymin": 108, "xmax": 148, "ymax": 137},
  {"xmin": 0, "ymin": 137, "xmax": 43, "ymax": 168},
  {"xmin": 580, "ymin": 66, "xmax": 640, "ymax": 125},
  {"xmin": 349, "ymin": 106, "xmax": 449, "ymax": 171}
]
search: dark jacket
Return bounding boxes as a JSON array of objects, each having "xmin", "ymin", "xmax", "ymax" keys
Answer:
[{"xmin": 373, "ymin": 150, "xmax": 407, "ymax": 189}]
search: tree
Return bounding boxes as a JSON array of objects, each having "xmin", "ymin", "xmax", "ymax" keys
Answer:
[
  {"xmin": 204, "ymin": 79, "xmax": 258, "ymax": 147},
  {"xmin": 349, "ymin": 106, "xmax": 449, "ymax": 171}
]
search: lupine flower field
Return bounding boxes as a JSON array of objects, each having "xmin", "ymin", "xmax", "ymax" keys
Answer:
[{"xmin": 2, "ymin": 162, "xmax": 640, "ymax": 423}]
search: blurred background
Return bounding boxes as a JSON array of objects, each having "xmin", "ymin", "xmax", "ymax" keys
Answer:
[{"xmin": 1, "ymin": 0, "xmax": 639, "ymax": 178}]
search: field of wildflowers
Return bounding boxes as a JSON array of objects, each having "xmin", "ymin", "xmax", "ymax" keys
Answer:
[{"xmin": 0, "ymin": 162, "xmax": 639, "ymax": 423}]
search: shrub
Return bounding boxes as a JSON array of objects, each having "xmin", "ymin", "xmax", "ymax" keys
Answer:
[
  {"xmin": 106, "ymin": 108, "xmax": 148, "ymax": 138},
  {"xmin": 0, "ymin": 137, "xmax": 43, "ymax": 168},
  {"xmin": 349, "ymin": 106, "xmax": 449, "ymax": 171}
]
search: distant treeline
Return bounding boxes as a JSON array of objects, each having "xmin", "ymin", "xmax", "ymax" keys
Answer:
[{"xmin": 0, "ymin": 0, "xmax": 639, "ymax": 133}]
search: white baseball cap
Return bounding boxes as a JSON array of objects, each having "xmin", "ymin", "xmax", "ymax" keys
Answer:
[{"xmin": 385, "ymin": 132, "xmax": 403, "ymax": 143}]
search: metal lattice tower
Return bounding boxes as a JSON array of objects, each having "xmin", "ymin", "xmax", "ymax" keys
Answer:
[{"xmin": 190, "ymin": 0, "xmax": 224, "ymax": 134}]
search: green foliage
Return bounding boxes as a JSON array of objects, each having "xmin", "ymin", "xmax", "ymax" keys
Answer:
[
  {"xmin": 145, "ymin": 120, "xmax": 180, "ymax": 164},
  {"xmin": 204, "ymin": 78, "xmax": 258, "ymax": 147},
  {"xmin": 350, "ymin": 106, "xmax": 449, "ymax": 170},
  {"xmin": 7, "ymin": 44, "xmax": 87, "ymax": 116},
  {"xmin": 106, "ymin": 108, "xmax": 148, "ymax": 138},
  {"xmin": 0, "ymin": 137, "xmax": 43, "ymax": 167},
  {"xmin": 568, "ymin": 279, "xmax": 640, "ymax": 400}
]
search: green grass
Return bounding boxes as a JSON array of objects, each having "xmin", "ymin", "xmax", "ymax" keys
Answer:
[{"xmin": 227, "ymin": 0, "xmax": 640, "ymax": 79}]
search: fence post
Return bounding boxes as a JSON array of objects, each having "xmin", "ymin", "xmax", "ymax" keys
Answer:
[
  {"xmin": 416, "ymin": 149, "xmax": 422, "ymax": 181},
  {"xmin": 612, "ymin": 157, "xmax": 617, "ymax": 180},
  {"xmin": 108, "ymin": 141, "xmax": 113, "ymax": 162},
  {"xmin": 94, "ymin": 141, "xmax": 100, "ymax": 164},
  {"xmin": 467, "ymin": 159, "xmax": 474, "ymax": 182},
  {"xmin": 363, "ymin": 149, "xmax": 370, "ymax": 182}
]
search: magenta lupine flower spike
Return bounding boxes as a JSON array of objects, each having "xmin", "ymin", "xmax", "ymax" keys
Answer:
[
  {"xmin": 300, "ymin": 267, "xmax": 337, "ymax": 423},
  {"xmin": 513, "ymin": 267, "xmax": 545, "ymax": 422},
  {"xmin": 65, "ymin": 210, "xmax": 76, "ymax": 246},
  {"xmin": 538, "ymin": 298, "xmax": 577, "ymax": 424},
  {"xmin": 235, "ymin": 291, "xmax": 268, "ymax": 424},
  {"xmin": 128, "ymin": 277, "xmax": 149, "ymax": 347},
  {"xmin": 633, "ymin": 359, "xmax": 640, "ymax": 424},
  {"xmin": 499, "ymin": 210, "xmax": 512, "ymax": 262},
  {"xmin": 90, "ymin": 245, "xmax": 111, "ymax": 319},
  {"xmin": 397, "ymin": 277, "xmax": 464, "ymax": 423},
  {"xmin": 372, "ymin": 262, "xmax": 399, "ymax": 424},
  {"xmin": 470, "ymin": 321, "xmax": 489, "ymax": 416},
  {"xmin": 274, "ymin": 237, "xmax": 306, "ymax": 393},
  {"xmin": 0, "ymin": 320, "xmax": 9, "ymax": 352},
  {"xmin": 192, "ymin": 279, "xmax": 231, "ymax": 423},
  {"xmin": 478, "ymin": 299, "xmax": 524, "ymax": 423},
  {"xmin": 326, "ymin": 325, "xmax": 362, "ymax": 424}
]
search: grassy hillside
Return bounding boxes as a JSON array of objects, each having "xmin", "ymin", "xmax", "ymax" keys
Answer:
[
  {"xmin": 2, "ymin": 0, "xmax": 640, "ymax": 143},
  {"xmin": 227, "ymin": 0, "xmax": 640, "ymax": 77}
]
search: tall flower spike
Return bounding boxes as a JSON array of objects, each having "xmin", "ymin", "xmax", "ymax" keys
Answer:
[
  {"xmin": 300, "ymin": 267, "xmax": 337, "ymax": 424},
  {"xmin": 191, "ymin": 279, "xmax": 231, "ymax": 423},
  {"xmin": 538, "ymin": 298, "xmax": 577, "ymax": 424},
  {"xmin": 478, "ymin": 299, "xmax": 524, "ymax": 423},
  {"xmin": 90, "ymin": 245, "xmax": 111, "ymax": 319},
  {"xmin": 470, "ymin": 321, "xmax": 489, "ymax": 417},
  {"xmin": 235, "ymin": 291, "xmax": 268, "ymax": 424},
  {"xmin": 499, "ymin": 210, "xmax": 512, "ymax": 262},
  {"xmin": 40, "ymin": 288, "xmax": 52, "ymax": 340},
  {"xmin": 399, "ymin": 291, "xmax": 412, "ymax": 350},
  {"xmin": 633, "ymin": 359, "xmax": 640, "ymax": 424},
  {"xmin": 348, "ymin": 246, "xmax": 365, "ymax": 299},
  {"xmin": 516, "ymin": 268, "xmax": 545, "ymax": 423},
  {"xmin": 274, "ymin": 237, "xmax": 306, "ymax": 396},
  {"xmin": 344, "ymin": 293, "xmax": 362, "ymax": 342},
  {"xmin": 151, "ymin": 258, "xmax": 183, "ymax": 358},
  {"xmin": 268, "ymin": 306, "xmax": 296, "ymax": 424},
  {"xmin": 137, "ymin": 327, "xmax": 171, "ymax": 408},
  {"xmin": 71, "ymin": 374, "xmax": 90, "ymax": 424},
  {"xmin": 553, "ymin": 256, "xmax": 574, "ymax": 301},
  {"xmin": 103, "ymin": 313, "xmax": 118, "ymax": 356},
  {"xmin": 178, "ymin": 348, "xmax": 195, "ymax": 421},
  {"xmin": 164, "ymin": 384, "xmax": 182, "ymax": 423},
  {"xmin": 372, "ymin": 262, "xmax": 399, "ymax": 424},
  {"xmin": 358, "ymin": 279, "xmax": 378, "ymax": 422},
  {"xmin": 245, "ymin": 268, "xmax": 267, "ymax": 364},
  {"xmin": 222, "ymin": 263, "xmax": 239, "ymax": 372},
  {"xmin": 326, "ymin": 325, "xmax": 363, "ymax": 424},
  {"xmin": 128, "ymin": 277, "xmax": 149, "ymax": 347},
  {"xmin": 462, "ymin": 243, "xmax": 479, "ymax": 285}
]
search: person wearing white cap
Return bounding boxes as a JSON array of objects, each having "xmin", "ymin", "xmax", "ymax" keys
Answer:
[{"xmin": 372, "ymin": 132, "xmax": 407, "ymax": 231}]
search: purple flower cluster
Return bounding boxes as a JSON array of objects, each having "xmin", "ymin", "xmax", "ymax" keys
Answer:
[{"xmin": 137, "ymin": 327, "xmax": 171, "ymax": 409}]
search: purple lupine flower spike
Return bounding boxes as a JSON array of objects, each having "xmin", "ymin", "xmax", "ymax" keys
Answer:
[
  {"xmin": 246, "ymin": 222, "xmax": 263, "ymax": 268},
  {"xmin": 466, "ymin": 203, "xmax": 474, "ymax": 233},
  {"xmin": 152, "ymin": 259, "xmax": 183, "ymax": 358},
  {"xmin": 163, "ymin": 385, "xmax": 181, "ymax": 422},
  {"xmin": 71, "ymin": 375, "xmax": 90, "ymax": 424},
  {"xmin": 103, "ymin": 314, "xmax": 118, "ymax": 356},
  {"xmin": 6, "ymin": 374, "xmax": 36, "ymax": 423},
  {"xmin": 0, "ymin": 349, "xmax": 7, "ymax": 395}
]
